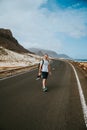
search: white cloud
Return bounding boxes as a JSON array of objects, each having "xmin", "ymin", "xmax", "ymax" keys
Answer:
[{"xmin": 0, "ymin": 0, "xmax": 87, "ymax": 53}]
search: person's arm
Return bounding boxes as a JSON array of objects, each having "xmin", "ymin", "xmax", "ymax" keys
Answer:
[
  {"xmin": 48, "ymin": 63, "xmax": 52, "ymax": 75},
  {"xmin": 38, "ymin": 60, "xmax": 42, "ymax": 75},
  {"xmin": 38, "ymin": 64, "xmax": 42, "ymax": 75}
]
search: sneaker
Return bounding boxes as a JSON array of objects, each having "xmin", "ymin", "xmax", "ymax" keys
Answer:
[
  {"xmin": 36, "ymin": 75, "xmax": 41, "ymax": 80},
  {"xmin": 43, "ymin": 87, "xmax": 48, "ymax": 92}
]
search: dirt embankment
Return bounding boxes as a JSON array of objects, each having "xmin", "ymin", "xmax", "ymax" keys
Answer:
[
  {"xmin": 71, "ymin": 61, "xmax": 87, "ymax": 78},
  {"xmin": 0, "ymin": 64, "xmax": 38, "ymax": 79}
]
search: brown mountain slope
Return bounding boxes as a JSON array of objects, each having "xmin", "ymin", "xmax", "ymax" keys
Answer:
[{"xmin": 0, "ymin": 28, "xmax": 30, "ymax": 53}]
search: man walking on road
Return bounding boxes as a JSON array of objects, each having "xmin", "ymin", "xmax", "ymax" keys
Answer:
[{"xmin": 38, "ymin": 54, "xmax": 51, "ymax": 92}]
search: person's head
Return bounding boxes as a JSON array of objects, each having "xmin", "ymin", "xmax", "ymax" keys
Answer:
[{"xmin": 44, "ymin": 53, "xmax": 48, "ymax": 60}]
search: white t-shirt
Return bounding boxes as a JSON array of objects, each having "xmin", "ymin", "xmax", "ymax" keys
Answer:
[{"xmin": 40, "ymin": 59, "xmax": 49, "ymax": 72}]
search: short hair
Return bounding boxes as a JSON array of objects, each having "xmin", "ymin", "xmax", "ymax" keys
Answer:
[{"xmin": 44, "ymin": 53, "xmax": 48, "ymax": 56}]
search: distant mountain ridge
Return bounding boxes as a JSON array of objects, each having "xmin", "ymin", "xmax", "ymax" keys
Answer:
[
  {"xmin": 29, "ymin": 48, "xmax": 70, "ymax": 59},
  {"xmin": 29, "ymin": 48, "xmax": 59, "ymax": 57},
  {"xmin": 0, "ymin": 28, "xmax": 31, "ymax": 53}
]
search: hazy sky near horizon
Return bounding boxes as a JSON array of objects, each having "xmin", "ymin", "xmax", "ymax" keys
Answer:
[{"xmin": 0, "ymin": 0, "xmax": 87, "ymax": 59}]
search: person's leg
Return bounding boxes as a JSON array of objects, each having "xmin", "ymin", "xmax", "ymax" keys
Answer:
[
  {"xmin": 42, "ymin": 79, "xmax": 47, "ymax": 88},
  {"xmin": 42, "ymin": 72, "xmax": 48, "ymax": 91},
  {"xmin": 42, "ymin": 79, "xmax": 48, "ymax": 92}
]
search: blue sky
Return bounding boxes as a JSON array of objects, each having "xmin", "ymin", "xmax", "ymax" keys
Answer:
[{"xmin": 0, "ymin": 0, "xmax": 87, "ymax": 59}]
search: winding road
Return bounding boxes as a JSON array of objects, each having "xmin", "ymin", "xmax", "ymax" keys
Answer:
[{"xmin": 0, "ymin": 60, "xmax": 87, "ymax": 130}]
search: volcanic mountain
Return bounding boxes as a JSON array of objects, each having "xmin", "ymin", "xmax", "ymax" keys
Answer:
[{"xmin": 0, "ymin": 28, "xmax": 30, "ymax": 53}]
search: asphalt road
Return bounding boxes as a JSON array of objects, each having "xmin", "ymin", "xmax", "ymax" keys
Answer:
[{"xmin": 0, "ymin": 60, "xmax": 87, "ymax": 130}]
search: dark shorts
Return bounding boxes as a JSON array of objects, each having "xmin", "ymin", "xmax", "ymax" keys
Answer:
[{"xmin": 42, "ymin": 72, "xmax": 48, "ymax": 79}]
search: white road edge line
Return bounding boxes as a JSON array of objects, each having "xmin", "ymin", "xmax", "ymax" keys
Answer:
[
  {"xmin": 0, "ymin": 68, "xmax": 37, "ymax": 81},
  {"xmin": 70, "ymin": 63, "xmax": 87, "ymax": 128}
]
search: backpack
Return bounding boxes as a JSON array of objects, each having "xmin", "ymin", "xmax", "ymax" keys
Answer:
[{"xmin": 38, "ymin": 59, "xmax": 44, "ymax": 69}]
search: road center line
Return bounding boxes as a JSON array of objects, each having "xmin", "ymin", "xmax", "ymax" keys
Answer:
[{"xmin": 70, "ymin": 63, "xmax": 87, "ymax": 128}]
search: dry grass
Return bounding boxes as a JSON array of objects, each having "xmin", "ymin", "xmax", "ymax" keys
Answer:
[
  {"xmin": 0, "ymin": 65, "xmax": 38, "ymax": 79},
  {"xmin": 0, "ymin": 66, "xmax": 20, "ymax": 70},
  {"xmin": 78, "ymin": 62, "xmax": 87, "ymax": 71}
]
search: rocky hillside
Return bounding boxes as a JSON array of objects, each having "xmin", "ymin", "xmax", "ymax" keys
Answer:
[
  {"xmin": 0, "ymin": 46, "xmax": 40, "ymax": 68},
  {"xmin": 0, "ymin": 29, "xmax": 40, "ymax": 69},
  {"xmin": 0, "ymin": 28, "xmax": 30, "ymax": 53}
]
